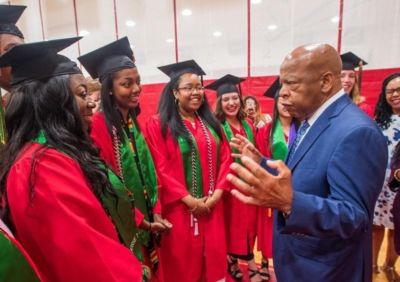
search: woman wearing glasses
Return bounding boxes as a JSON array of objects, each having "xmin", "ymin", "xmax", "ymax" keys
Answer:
[
  {"xmin": 146, "ymin": 60, "xmax": 231, "ymax": 282},
  {"xmin": 372, "ymin": 73, "xmax": 400, "ymax": 278}
]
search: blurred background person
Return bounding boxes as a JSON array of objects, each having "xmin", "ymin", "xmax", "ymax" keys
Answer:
[
  {"xmin": 0, "ymin": 4, "xmax": 26, "ymax": 146},
  {"xmin": 0, "ymin": 4, "xmax": 26, "ymax": 93},
  {"xmin": 208, "ymin": 74, "xmax": 260, "ymax": 282},
  {"xmin": 340, "ymin": 52, "xmax": 374, "ymax": 118},
  {"xmin": 372, "ymin": 72, "xmax": 400, "ymax": 279},
  {"xmin": 86, "ymin": 77, "xmax": 101, "ymax": 113},
  {"xmin": 244, "ymin": 95, "xmax": 271, "ymax": 129}
]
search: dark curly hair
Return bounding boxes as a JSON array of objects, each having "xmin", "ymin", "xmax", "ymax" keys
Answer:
[{"xmin": 374, "ymin": 72, "xmax": 400, "ymax": 129}]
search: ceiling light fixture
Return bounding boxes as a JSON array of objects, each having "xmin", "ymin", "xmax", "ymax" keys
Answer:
[
  {"xmin": 79, "ymin": 30, "xmax": 90, "ymax": 36},
  {"xmin": 181, "ymin": 9, "xmax": 192, "ymax": 16},
  {"xmin": 331, "ymin": 16, "xmax": 340, "ymax": 23},
  {"xmin": 126, "ymin": 20, "xmax": 136, "ymax": 27},
  {"xmin": 213, "ymin": 31, "xmax": 222, "ymax": 37}
]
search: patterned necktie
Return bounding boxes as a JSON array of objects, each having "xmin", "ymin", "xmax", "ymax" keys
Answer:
[{"xmin": 286, "ymin": 120, "xmax": 310, "ymax": 164}]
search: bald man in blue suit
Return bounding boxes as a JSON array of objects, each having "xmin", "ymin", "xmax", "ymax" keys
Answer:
[{"xmin": 228, "ymin": 44, "xmax": 387, "ymax": 282}]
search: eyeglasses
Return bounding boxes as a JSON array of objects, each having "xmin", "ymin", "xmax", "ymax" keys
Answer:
[
  {"xmin": 177, "ymin": 86, "xmax": 205, "ymax": 93},
  {"xmin": 386, "ymin": 87, "xmax": 400, "ymax": 95}
]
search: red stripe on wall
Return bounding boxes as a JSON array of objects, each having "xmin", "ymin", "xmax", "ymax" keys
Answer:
[
  {"xmin": 113, "ymin": 0, "xmax": 119, "ymax": 40},
  {"xmin": 173, "ymin": 0, "xmax": 179, "ymax": 62},
  {"xmin": 38, "ymin": 0, "xmax": 45, "ymax": 40},
  {"xmin": 337, "ymin": 0, "xmax": 344, "ymax": 53},
  {"xmin": 72, "ymin": 0, "xmax": 81, "ymax": 56},
  {"xmin": 247, "ymin": 0, "xmax": 251, "ymax": 79}
]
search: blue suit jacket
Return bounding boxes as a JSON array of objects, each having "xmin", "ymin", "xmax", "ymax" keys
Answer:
[{"xmin": 269, "ymin": 95, "xmax": 387, "ymax": 282}]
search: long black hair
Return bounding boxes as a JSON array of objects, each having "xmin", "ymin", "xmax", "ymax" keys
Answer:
[
  {"xmin": 0, "ymin": 75, "xmax": 113, "ymax": 227},
  {"xmin": 157, "ymin": 73, "xmax": 222, "ymax": 145},
  {"xmin": 100, "ymin": 71, "xmax": 140, "ymax": 139},
  {"xmin": 375, "ymin": 72, "xmax": 400, "ymax": 129}
]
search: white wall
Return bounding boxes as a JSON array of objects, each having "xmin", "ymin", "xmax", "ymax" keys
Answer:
[{"xmin": 4, "ymin": 0, "xmax": 400, "ymax": 83}]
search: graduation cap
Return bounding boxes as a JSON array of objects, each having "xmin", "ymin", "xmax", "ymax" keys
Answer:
[
  {"xmin": 0, "ymin": 5, "xmax": 26, "ymax": 38},
  {"xmin": 78, "ymin": 36, "xmax": 135, "ymax": 82},
  {"xmin": 0, "ymin": 37, "xmax": 82, "ymax": 86},
  {"xmin": 340, "ymin": 52, "xmax": 368, "ymax": 71},
  {"xmin": 158, "ymin": 59, "xmax": 206, "ymax": 80},
  {"xmin": 205, "ymin": 74, "xmax": 245, "ymax": 96},
  {"xmin": 264, "ymin": 77, "xmax": 280, "ymax": 98}
]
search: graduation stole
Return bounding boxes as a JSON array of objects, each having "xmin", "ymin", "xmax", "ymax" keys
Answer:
[
  {"xmin": 271, "ymin": 119, "xmax": 289, "ymax": 161},
  {"xmin": 32, "ymin": 131, "xmax": 143, "ymax": 261},
  {"xmin": 0, "ymin": 97, "xmax": 6, "ymax": 145},
  {"xmin": 114, "ymin": 116, "xmax": 159, "ymax": 270},
  {"xmin": 116, "ymin": 116, "xmax": 158, "ymax": 222},
  {"xmin": 0, "ymin": 230, "xmax": 40, "ymax": 281},
  {"xmin": 221, "ymin": 119, "xmax": 255, "ymax": 163},
  {"xmin": 178, "ymin": 119, "xmax": 220, "ymax": 199}
]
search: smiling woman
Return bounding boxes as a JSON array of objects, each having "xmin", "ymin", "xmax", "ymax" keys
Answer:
[
  {"xmin": 79, "ymin": 36, "xmax": 172, "ymax": 280},
  {"xmin": 208, "ymin": 74, "xmax": 262, "ymax": 281},
  {"xmin": 372, "ymin": 73, "xmax": 400, "ymax": 275},
  {"xmin": 146, "ymin": 60, "xmax": 232, "ymax": 282},
  {"xmin": 0, "ymin": 37, "xmax": 142, "ymax": 282}
]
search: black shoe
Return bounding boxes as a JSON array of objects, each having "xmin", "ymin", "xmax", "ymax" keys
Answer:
[
  {"xmin": 227, "ymin": 255, "xmax": 243, "ymax": 281},
  {"xmin": 259, "ymin": 258, "xmax": 271, "ymax": 281}
]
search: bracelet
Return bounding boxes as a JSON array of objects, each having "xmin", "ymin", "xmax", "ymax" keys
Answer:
[{"xmin": 394, "ymin": 169, "xmax": 400, "ymax": 182}]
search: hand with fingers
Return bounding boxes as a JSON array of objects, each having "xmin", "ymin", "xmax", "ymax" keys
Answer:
[
  {"xmin": 230, "ymin": 134, "xmax": 263, "ymax": 164},
  {"xmin": 182, "ymin": 195, "xmax": 210, "ymax": 217},
  {"xmin": 227, "ymin": 156, "xmax": 293, "ymax": 213},
  {"xmin": 153, "ymin": 213, "xmax": 173, "ymax": 233}
]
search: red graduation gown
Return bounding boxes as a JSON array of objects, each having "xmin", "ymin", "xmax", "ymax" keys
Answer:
[
  {"xmin": 224, "ymin": 121, "xmax": 258, "ymax": 257},
  {"xmin": 146, "ymin": 115, "xmax": 231, "ymax": 282},
  {"xmin": 90, "ymin": 112, "xmax": 160, "ymax": 218},
  {"xmin": 6, "ymin": 143, "xmax": 142, "ymax": 282},
  {"xmin": 255, "ymin": 124, "xmax": 275, "ymax": 258}
]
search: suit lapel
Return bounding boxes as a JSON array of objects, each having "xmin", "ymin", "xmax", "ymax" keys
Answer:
[{"xmin": 287, "ymin": 94, "xmax": 352, "ymax": 170}]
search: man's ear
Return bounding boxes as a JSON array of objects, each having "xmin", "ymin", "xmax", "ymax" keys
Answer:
[{"xmin": 320, "ymin": 72, "xmax": 334, "ymax": 94}]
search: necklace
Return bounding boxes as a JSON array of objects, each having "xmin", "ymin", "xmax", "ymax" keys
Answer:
[{"xmin": 180, "ymin": 113, "xmax": 214, "ymax": 197}]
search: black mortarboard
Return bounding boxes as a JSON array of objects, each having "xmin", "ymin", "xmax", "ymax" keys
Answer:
[
  {"xmin": 158, "ymin": 60, "xmax": 206, "ymax": 80},
  {"xmin": 0, "ymin": 5, "xmax": 26, "ymax": 38},
  {"xmin": 264, "ymin": 77, "xmax": 280, "ymax": 98},
  {"xmin": 205, "ymin": 74, "xmax": 245, "ymax": 97},
  {"xmin": 78, "ymin": 37, "xmax": 135, "ymax": 82},
  {"xmin": 0, "ymin": 37, "xmax": 82, "ymax": 85},
  {"xmin": 340, "ymin": 52, "xmax": 368, "ymax": 71}
]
